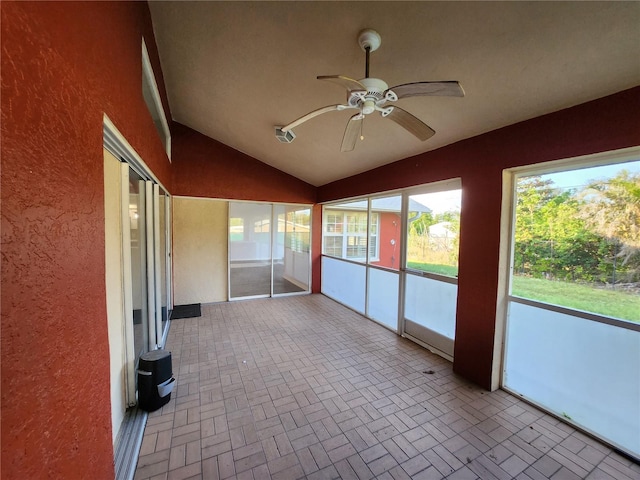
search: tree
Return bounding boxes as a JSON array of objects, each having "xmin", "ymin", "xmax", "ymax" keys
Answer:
[
  {"xmin": 514, "ymin": 176, "xmax": 609, "ymax": 282},
  {"xmin": 539, "ymin": 193, "xmax": 602, "ymax": 281},
  {"xmin": 409, "ymin": 211, "xmax": 434, "ymax": 236},
  {"xmin": 513, "ymin": 169, "xmax": 640, "ymax": 286},
  {"xmin": 579, "ymin": 171, "xmax": 640, "ymax": 249},
  {"xmin": 514, "ymin": 176, "xmax": 557, "ymax": 275},
  {"xmin": 578, "ymin": 171, "xmax": 640, "ymax": 284}
]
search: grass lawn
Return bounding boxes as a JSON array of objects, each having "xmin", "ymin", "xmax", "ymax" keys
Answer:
[
  {"xmin": 407, "ymin": 262, "xmax": 458, "ymax": 277},
  {"xmin": 512, "ymin": 275, "xmax": 639, "ymax": 323},
  {"xmin": 405, "ymin": 261, "xmax": 639, "ymax": 322}
]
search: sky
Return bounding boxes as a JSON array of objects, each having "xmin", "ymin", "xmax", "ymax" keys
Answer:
[
  {"xmin": 411, "ymin": 159, "xmax": 640, "ymax": 214},
  {"xmin": 412, "ymin": 190, "xmax": 462, "ymax": 214},
  {"xmin": 337, "ymin": 159, "xmax": 640, "ymax": 215},
  {"xmin": 543, "ymin": 160, "xmax": 640, "ymax": 192}
]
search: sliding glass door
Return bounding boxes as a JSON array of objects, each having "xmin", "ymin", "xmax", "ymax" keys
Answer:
[
  {"xmin": 229, "ymin": 202, "xmax": 272, "ymax": 298},
  {"xmin": 229, "ymin": 202, "xmax": 311, "ymax": 299},
  {"xmin": 403, "ymin": 186, "xmax": 461, "ymax": 358},
  {"xmin": 104, "ymin": 120, "xmax": 172, "ymax": 428},
  {"xmin": 274, "ymin": 205, "xmax": 311, "ymax": 294},
  {"xmin": 124, "ymin": 166, "xmax": 172, "ymax": 403},
  {"xmin": 157, "ymin": 188, "xmax": 171, "ymax": 344},
  {"xmin": 128, "ymin": 168, "xmax": 148, "ymax": 360}
]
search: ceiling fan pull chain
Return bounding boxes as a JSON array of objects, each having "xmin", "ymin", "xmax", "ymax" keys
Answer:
[{"xmin": 360, "ymin": 116, "xmax": 365, "ymax": 141}]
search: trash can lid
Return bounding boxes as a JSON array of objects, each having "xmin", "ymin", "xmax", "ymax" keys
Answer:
[{"xmin": 140, "ymin": 349, "xmax": 171, "ymax": 361}]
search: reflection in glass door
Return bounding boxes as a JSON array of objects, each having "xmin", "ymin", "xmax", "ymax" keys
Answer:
[
  {"xmin": 158, "ymin": 189, "xmax": 170, "ymax": 342},
  {"xmin": 229, "ymin": 202, "xmax": 272, "ymax": 298},
  {"xmin": 274, "ymin": 206, "xmax": 311, "ymax": 294},
  {"xmin": 367, "ymin": 195, "xmax": 402, "ymax": 331},
  {"xmin": 229, "ymin": 202, "xmax": 311, "ymax": 299},
  {"xmin": 402, "ymin": 185, "xmax": 462, "ymax": 358},
  {"xmin": 128, "ymin": 168, "xmax": 148, "ymax": 362}
]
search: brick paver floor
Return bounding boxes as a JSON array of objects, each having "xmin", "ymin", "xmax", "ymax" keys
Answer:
[{"xmin": 134, "ymin": 294, "xmax": 639, "ymax": 480}]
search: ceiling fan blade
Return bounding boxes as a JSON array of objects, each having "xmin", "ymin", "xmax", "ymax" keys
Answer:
[
  {"xmin": 384, "ymin": 106, "xmax": 435, "ymax": 141},
  {"xmin": 341, "ymin": 113, "xmax": 364, "ymax": 152},
  {"xmin": 281, "ymin": 105, "xmax": 343, "ymax": 132},
  {"xmin": 318, "ymin": 75, "xmax": 366, "ymax": 93},
  {"xmin": 388, "ymin": 81, "xmax": 465, "ymax": 99}
]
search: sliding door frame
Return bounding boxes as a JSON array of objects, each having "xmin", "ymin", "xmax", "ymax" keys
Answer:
[
  {"xmin": 228, "ymin": 200, "xmax": 313, "ymax": 301},
  {"xmin": 104, "ymin": 115, "xmax": 173, "ymax": 405}
]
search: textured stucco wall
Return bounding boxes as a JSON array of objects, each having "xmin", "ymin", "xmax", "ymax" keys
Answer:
[
  {"xmin": 1, "ymin": 3, "xmax": 172, "ymax": 478},
  {"xmin": 171, "ymin": 123, "xmax": 317, "ymax": 205},
  {"xmin": 318, "ymin": 87, "xmax": 640, "ymax": 389},
  {"xmin": 173, "ymin": 197, "xmax": 229, "ymax": 304}
]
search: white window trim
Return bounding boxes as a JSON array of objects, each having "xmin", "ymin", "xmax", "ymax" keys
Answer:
[
  {"xmin": 142, "ymin": 38, "xmax": 171, "ymax": 161},
  {"xmin": 322, "ymin": 210, "xmax": 379, "ymax": 262}
]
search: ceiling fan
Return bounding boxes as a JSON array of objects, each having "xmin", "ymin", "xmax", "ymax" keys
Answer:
[{"xmin": 275, "ymin": 29, "xmax": 464, "ymax": 152}]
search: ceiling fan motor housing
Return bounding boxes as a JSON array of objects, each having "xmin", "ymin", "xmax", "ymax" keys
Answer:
[
  {"xmin": 349, "ymin": 77, "xmax": 390, "ymax": 114},
  {"xmin": 359, "ymin": 77, "xmax": 388, "ymax": 96}
]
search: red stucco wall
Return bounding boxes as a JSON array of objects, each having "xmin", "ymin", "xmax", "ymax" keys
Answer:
[
  {"xmin": 171, "ymin": 123, "xmax": 317, "ymax": 205},
  {"xmin": 318, "ymin": 87, "xmax": 640, "ymax": 389},
  {"xmin": 1, "ymin": 3, "xmax": 171, "ymax": 478}
]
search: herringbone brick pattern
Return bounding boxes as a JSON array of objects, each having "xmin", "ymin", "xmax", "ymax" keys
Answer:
[{"xmin": 134, "ymin": 294, "xmax": 638, "ymax": 480}]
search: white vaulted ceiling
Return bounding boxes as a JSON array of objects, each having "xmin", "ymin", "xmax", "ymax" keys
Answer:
[{"xmin": 149, "ymin": 1, "xmax": 640, "ymax": 186}]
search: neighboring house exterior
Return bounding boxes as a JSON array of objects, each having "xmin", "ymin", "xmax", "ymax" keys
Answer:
[
  {"xmin": 428, "ymin": 221, "xmax": 457, "ymax": 250},
  {"xmin": 323, "ymin": 197, "xmax": 431, "ymax": 269}
]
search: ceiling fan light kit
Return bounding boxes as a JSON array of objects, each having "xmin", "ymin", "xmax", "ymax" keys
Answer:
[{"xmin": 277, "ymin": 29, "xmax": 464, "ymax": 152}]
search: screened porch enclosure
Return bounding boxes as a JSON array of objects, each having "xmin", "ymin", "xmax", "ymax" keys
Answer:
[
  {"xmin": 501, "ymin": 149, "xmax": 640, "ymax": 459},
  {"xmin": 321, "ymin": 180, "xmax": 463, "ymax": 360},
  {"xmin": 229, "ymin": 201, "xmax": 311, "ymax": 299}
]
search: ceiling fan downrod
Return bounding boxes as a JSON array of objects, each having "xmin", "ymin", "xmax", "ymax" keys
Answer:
[
  {"xmin": 365, "ymin": 46, "xmax": 370, "ymax": 78},
  {"xmin": 358, "ymin": 29, "xmax": 381, "ymax": 79}
]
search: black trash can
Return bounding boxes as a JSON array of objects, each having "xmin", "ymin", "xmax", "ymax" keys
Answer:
[{"xmin": 138, "ymin": 350, "xmax": 175, "ymax": 412}]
